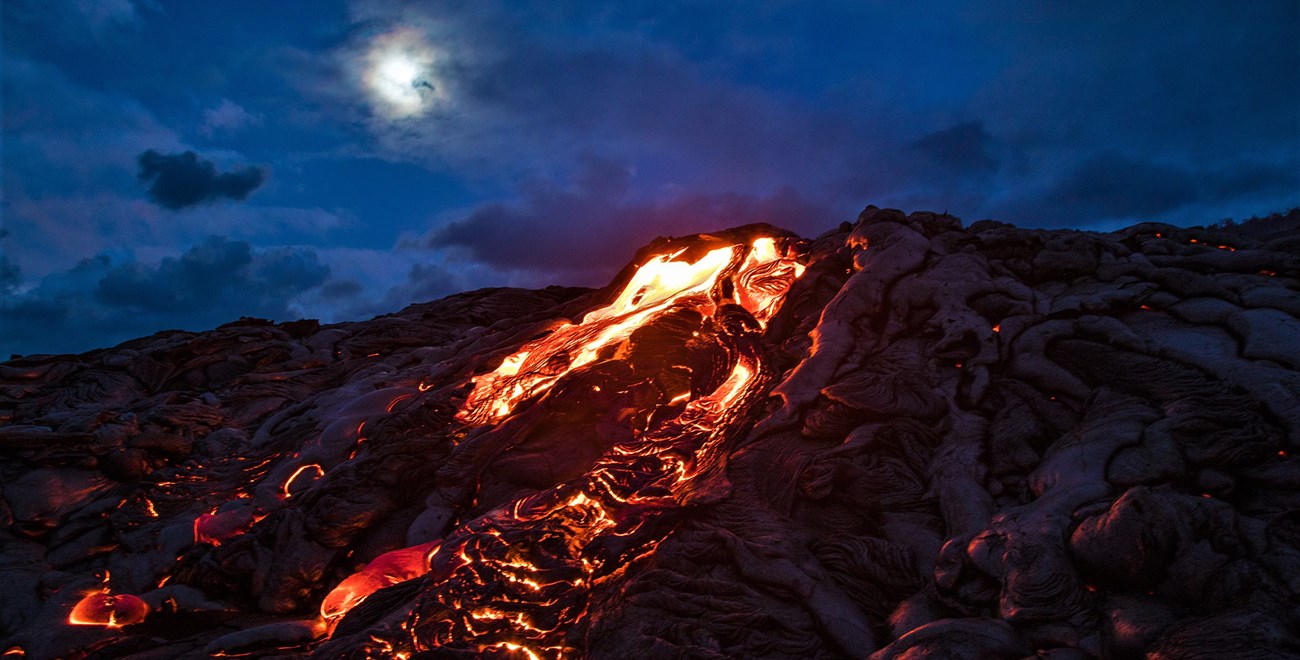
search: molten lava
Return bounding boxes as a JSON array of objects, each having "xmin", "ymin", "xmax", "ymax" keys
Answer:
[
  {"xmin": 320, "ymin": 235, "xmax": 805, "ymax": 656},
  {"xmin": 320, "ymin": 540, "xmax": 441, "ymax": 621},
  {"xmin": 283, "ymin": 463, "xmax": 324, "ymax": 498},
  {"xmin": 459, "ymin": 237, "xmax": 802, "ymax": 426},
  {"xmin": 68, "ymin": 592, "xmax": 149, "ymax": 628}
]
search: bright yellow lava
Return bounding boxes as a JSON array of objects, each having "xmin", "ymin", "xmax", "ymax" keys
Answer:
[{"xmin": 459, "ymin": 237, "xmax": 803, "ymax": 425}]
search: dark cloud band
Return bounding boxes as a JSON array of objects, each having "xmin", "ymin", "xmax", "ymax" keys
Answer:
[{"xmin": 137, "ymin": 149, "xmax": 266, "ymax": 210}]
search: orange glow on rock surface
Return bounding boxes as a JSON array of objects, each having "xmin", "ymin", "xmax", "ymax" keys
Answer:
[
  {"xmin": 193, "ymin": 503, "xmax": 264, "ymax": 546},
  {"xmin": 194, "ymin": 512, "xmax": 222, "ymax": 546}
]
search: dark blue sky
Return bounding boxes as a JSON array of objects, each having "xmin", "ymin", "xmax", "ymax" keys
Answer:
[{"xmin": 2, "ymin": 1, "xmax": 1297, "ymax": 357}]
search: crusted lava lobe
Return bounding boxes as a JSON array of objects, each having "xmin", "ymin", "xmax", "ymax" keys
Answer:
[{"xmin": 2, "ymin": 211, "xmax": 1299, "ymax": 659}]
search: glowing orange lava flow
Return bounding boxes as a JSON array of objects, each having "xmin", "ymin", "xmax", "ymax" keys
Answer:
[
  {"xmin": 69, "ymin": 592, "xmax": 148, "ymax": 628},
  {"xmin": 69, "ymin": 590, "xmax": 149, "ymax": 628},
  {"xmin": 459, "ymin": 237, "xmax": 803, "ymax": 425},
  {"xmin": 320, "ymin": 540, "xmax": 441, "ymax": 621},
  {"xmin": 322, "ymin": 235, "xmax": 805, "ymax": 658},
  {"xmin": 391, "ymin": 354, "xmax": 769, "ymax": 658}
]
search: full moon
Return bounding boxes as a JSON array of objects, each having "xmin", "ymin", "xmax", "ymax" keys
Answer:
[{"xmin": 364, "ymin": 29, "xmax": 439, "ymax": 118}]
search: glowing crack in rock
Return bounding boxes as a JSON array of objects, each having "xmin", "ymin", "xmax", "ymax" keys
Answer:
[{"xmin": 283, "ymin": 463, "xmax": 325, "ymax": 498}]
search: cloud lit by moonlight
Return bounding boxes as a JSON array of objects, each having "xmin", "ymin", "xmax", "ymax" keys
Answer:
[{"xmin": 363, "ymin": 29, "xmax": 439, "ymax": 118}]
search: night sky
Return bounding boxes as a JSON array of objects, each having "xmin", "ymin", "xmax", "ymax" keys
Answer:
[{"xmin": 2, "ymin": 1, "xmax": 1297, "ymax": 357}]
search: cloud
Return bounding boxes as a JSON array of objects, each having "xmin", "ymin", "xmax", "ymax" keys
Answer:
[
  {"xmin": 0, "ymin": 256, "xmax": 20, "ymax": 294},
  {"xmin": 1203, "ymin": 160, "xmax": 1300, "ymax": 201},
  {"xmin": 199, "ymin": 99, "xmax": 262, "ymax": 137},
  {"xmin": 424, "ymin": 156, "xmax": 837, "ymax": 283},
  {"xmin": 2, "ymin": 58, "xmax": 184, "ymax": 194},
  {"xmin": 339, "ymin": 262, "xmax": 459, "ymax": 320},
  {"xmin": 71, "ymin": 0, "xmax": 155, "ymax": 37},
  {"xmin": 1026, "ymin": 152, "xmax": 1300, "ymax": 226},
  {"xmin": 0, "ymin": 236, "xmax": 329, "ymax": 357},
  {"xmin": 93, "ymin": 236, "xmax": 328, "ymax": 314},
  {"xmin": 137, "ymin": 150, "xmax": 267, "ymax": 210},
  {"xmin": 228, "ymin": 243, "xmax": 513, "ymax": 327},
  {"xmin": 913, "ymin": 121, "xmax": 1000, "ymax": 174},
  {"xmin": 387, "ymin": 263, "xmax": 456, "ymax": 304},
  {"xmin": 303, "ymin": 3, "xmax": 907, "ymax": 205},
  {"xmin": 1, "ymin": 54, "xmax": 347, "ymax": 287},
  {"xmin": 1040, "ymin": 151, "xmax": 1199, "ymax": 220},
  {"xmin": 319, "ymin": 279, "xmax": 364, "ymax": 300},
  {"xmin": 967, "ymin": 1, "xmax": 1299, "ymax": 173},
  {"xmin": 5, "ymin": 0, "xmax": 157, "ymax": 45}
]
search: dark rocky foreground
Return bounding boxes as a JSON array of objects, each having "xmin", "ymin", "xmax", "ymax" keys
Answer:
[{"xmin": 2, "ymin": 207, "xmax": 1299, "ymax": 659}]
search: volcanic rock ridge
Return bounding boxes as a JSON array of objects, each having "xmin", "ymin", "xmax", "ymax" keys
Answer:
[{"xmin": 3, "ymin": 207, "xmax": 1300, "ymax": 659}]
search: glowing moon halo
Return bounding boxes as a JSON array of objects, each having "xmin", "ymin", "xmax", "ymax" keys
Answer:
[
  {"xmin": 373, "ymin": 54, "xmax": 422, "ymax": 108},
  {"xmin": 363, "ymin": 29, "xmax": 438, "ymax": 118}
]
